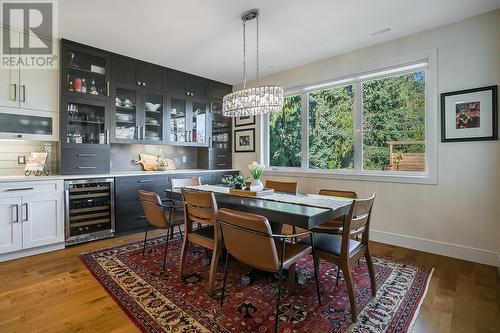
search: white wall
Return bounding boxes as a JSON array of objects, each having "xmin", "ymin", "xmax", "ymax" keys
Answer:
[{"xmin": 233, "ymin": 10, "xmax": 500, "ymax": 267}]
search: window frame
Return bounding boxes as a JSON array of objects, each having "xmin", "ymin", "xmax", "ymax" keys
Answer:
[{"xmin": 262, "ymin": 50, "xmax": 438, "ymax": 184}]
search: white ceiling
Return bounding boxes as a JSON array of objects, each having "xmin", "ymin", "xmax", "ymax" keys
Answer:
[{"xmin": 59, "ymin": 0, "xmax": 500, "ymax": 84}]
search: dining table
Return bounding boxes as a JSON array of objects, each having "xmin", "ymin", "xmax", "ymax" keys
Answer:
[{"xmin": 164, "ymin": 184, "xmax": 354, "ymax": 289}]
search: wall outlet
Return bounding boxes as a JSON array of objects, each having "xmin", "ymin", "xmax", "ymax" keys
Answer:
[
  {"xmin": 17, "ymin": 155, "xmax": 26, "ymax": 165},
  {"xmin": 182, "ymin": 156, "xmax": 187, "ymax": 163}
]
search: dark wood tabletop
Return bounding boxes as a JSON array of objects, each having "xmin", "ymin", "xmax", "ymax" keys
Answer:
[{"xmin": 164, "ymin": 187, "xmax": 351, "ymax": 230}]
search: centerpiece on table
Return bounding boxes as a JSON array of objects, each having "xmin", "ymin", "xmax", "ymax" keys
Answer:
[
  {"xmin": 221, "ymin": 175, "xmax": 247, "ymax": 189},
  {"xmin": 248, "ymin": 161, "xmax": 264, "ymax": 191}
]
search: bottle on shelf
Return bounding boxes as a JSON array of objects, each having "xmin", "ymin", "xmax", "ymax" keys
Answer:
[
  {"xmin": 73, "ymin": 78, "xmax": 82, "ymax": 92},
  {"xmin": 68, "ymin": 80, "xmax": 74, "ymax": 92},
  {"xmin": 89, "ymin": 79, "xmax": 98, "ymax": 95},
  {"xmin": 81, "ymin": 79, "xmax": 87, "ymax": 93}
]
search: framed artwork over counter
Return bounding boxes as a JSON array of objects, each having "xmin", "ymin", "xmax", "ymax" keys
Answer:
[
  {"xmin": 234, "ymin": 115, "xmax": 255, "ymax": 127},
  {"xmin": 234, "ymin": 128, "xmax": 255, "ymax": 153},
  {"xmin": 441, "ymin": 85, "xmax": 497, "ymax": 142}
]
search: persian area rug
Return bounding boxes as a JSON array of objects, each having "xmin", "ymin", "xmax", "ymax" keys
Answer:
[{"xmin": 80, "ymin": 236, "xmax": 433, "ymax": 333}]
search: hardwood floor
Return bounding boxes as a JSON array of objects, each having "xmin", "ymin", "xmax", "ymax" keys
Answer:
[{"xmin": 0, "ymin": 231, "xmax": 498, "ymax": 333}]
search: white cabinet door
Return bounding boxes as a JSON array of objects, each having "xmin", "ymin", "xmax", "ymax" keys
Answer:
[
  {"xmin": 0, "ymin": 197, "xmax": 23, "ymax": 254},
  {"xmin": 21, "ymin": 193, "xmax": 64, "ymax": 249},
  {"xmin": 0, "ymin": 26, "xmax": 20, "ymax": 109},
  {"xmin": 19, "ymin": 33, "xmax": 58, "ymax": 112}
]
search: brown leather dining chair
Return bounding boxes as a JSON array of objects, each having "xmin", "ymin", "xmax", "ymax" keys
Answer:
[
  {"xmin": 218, "ymin": 208, "xmax": 321, "ymax": 333},
  {"xmin": 169, "ymin": 177, "xmax": 202, "ymax": 233},
  {"xmin": 138, "ymin": 190, "xmax": 184, "ymax": 270},
  {"xmin": 179, "ymin": 188, "xmax": 223, "ymax": 296},
  {"xmin": 265, "ymin": 180, "xmax": 298, "ymax": 193},
  {"xmin": 300, "ymin": 194, "xmax": 376, "ymax": 323},
  {"xmin": 312, "ymin": 189, "xmax": 358, "ymax": 284}
]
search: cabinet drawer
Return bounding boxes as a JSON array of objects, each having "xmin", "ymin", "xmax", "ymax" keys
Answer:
[
  {"xmin": 115, "ymin": 202, "xmax": 145, "ymax": 234},
  {"xmin": 61, "ymin": 147, "xmax": 110, "ymax": 162},
  {"xmin": 116, "ymin": 176, "xmax": 169, "ymax": 204},
  {"xmin": 60, "ymin": 160, "xmax": 109, "ymax": 175},
  {"xmin": 0, "ymin": 180, "xmax": 63, "ymax": 196},
  {"xmin": 208, "ymin": 157, "xmax": 232, "ymax": 170}
]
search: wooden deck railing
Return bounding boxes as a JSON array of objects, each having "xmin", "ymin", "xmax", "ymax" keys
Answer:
[{"xmin": 387, "ymin": 140, "xmax": 425, "ymax": 171}]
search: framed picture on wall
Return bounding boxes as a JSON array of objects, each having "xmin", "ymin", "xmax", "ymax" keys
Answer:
[
  {"xmin": 234, "ymin": 129, "xmax": 255, "ymax": 152},
  {"xmin": 234, "ymin": 115, "xmax": 255, "ymax": 127},
  {"xmin": 441, "ymin": 85, "xmax": 497, "ymax": 142}
]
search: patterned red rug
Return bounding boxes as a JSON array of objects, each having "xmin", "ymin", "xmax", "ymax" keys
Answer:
[{"xmin": 80, "ymin": 236, "xmax": 432, "ymax": 333}]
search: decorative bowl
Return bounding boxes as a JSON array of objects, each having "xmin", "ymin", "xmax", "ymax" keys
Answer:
[{"xmin": 145, "ymin": 102, "xmax": 161, "ymax": 112}]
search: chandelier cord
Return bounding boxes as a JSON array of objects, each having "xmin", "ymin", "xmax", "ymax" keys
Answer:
[
  {"xmin": 242, "ymin": 20, "xmax": 247, "ymax": 89},
  {"xmin": 256, "ymin": 13, "xmax": 260, "ymax": 86}
]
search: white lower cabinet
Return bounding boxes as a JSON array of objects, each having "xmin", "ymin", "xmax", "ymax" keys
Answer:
[
  {"xmin": 0, "ymin": 180, "xmax": 65, "ymax": 261},
  {"xmin": 0, "ymin": 197, "xmax": 23, "ymax": 254}
]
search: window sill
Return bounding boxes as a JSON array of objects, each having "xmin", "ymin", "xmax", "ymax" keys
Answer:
[{"xmin": 264, "ymin": 168, "xmax": 437, "ymax": 185}]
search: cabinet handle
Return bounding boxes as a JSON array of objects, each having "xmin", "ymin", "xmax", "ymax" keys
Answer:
[
  {"xmin": 10, "ymin": 83, "xmax": 16, "ymax": 101},
  {"xmin": 4, "ymin": 187, "xmax": 34, "ymax": 192},
  {"xmin": 142, "ymin": 82, "xmax": 146, "ymax": 87},
  {"xmin": 77, "ymin": 166, "xmax": 97, "ymax": 169},
  {"xmin": 188, "ymin": 130, "xmax": 192, "ymax": 142},
  {"xmin": 185, "ymin": 130, "xmax": 188, "ymax": 142},
  {"xmin": 76, "ymin": 153, "xmax": 97, "ymax": 157},
  {"xmin": 137, "ymin": 180, "xmax": 154, "ymax": 183},
  {"xmin": 21, "ymin": 85, "xmax": 26, "ymax": 102},
  {"xmin": 217, "ymin": 154, "xmax": 227, "ymax": 158},
  {"xmin": 22, "ymin": 203, "xmax": 28, "ymax": 222},
  {"xmin": 106, "ymin": 129, "xmax": 110, "ymax": 144},
  {"xmin": 12, "ymin": 204, "xmax": 19, "ymax": 223},
  {"xmin": 106, "ymin": 81, "xmax": 110, "ymax": 96},
  {"xmin": 217, "ymin": 163, "xmax": 227, "ymax": 167},
  {"xmin": 209, "ymin": 136, "xmax": 212, "ymax": 148},
  {"xmin": 142, "ymin": 126, "xmax": 146, "ymax": 140}
]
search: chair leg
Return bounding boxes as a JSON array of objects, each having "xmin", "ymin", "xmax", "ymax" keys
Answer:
[
  {"xmin": 365, "ymin": 251, "xmax": 377, "ymax": 297},
  {"xmin": 142, "ymin": 221, "xmax": 149, "ymax": 256},
  {"xmin": 162, "ymin": 226, "xmax": 171, "ymax": 271},
  {"xmin": 274, "ymin": 240, "xmax": 286, "ymax": 333},
  {"xmin": 208, "ymin": 244, "xmax": 221, "ymax": 296},
  {"xmin": 336, "ymin": 266, "xmax": 341, "ymax": 285},
  {"xmin": 177, "ymin": 225, "xmax": 183, "ymax": 239},
  {"xmin": 169, "ymin": 226, "xmax": 174, "ymax": 239},
  {"xmin": 178, "ymin": 231, "xmax": 190, "ymax": 277},
  {"xmin": 310, "ymin": 234, "xmax": 322, "ymax": 305},
  {"xmin": 342, "ymin": 262, "xmax": 358, "ymax": 322},
  {"xmin": 220, "ymin": 251, "xmax": 230, "ymax": 307}
]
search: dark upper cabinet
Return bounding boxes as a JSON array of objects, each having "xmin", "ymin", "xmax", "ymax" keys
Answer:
[
  {"xmin": 112, "ymin": 56, "xmax": 163, "ymax": 91},
  {"xmin": 111, "ymin": 56, "xmax": 139, "ymax": 86},
  {"xmin": 164, "ymin": 70, "xmax": 208, "ymax": 100},
  {"xmin": 141, "ymin": 63, "xmax": 163, "ymax": 90}
]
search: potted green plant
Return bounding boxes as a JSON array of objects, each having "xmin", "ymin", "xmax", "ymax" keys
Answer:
[
  {"xmin": 221, "ymin": 175, "xmax": 247, "ymax": 189},
  {"xmin": 248, "ymin": 161, "xmax": 264, "ymax": 191}
]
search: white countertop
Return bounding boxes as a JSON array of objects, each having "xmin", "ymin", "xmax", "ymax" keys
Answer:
[{"xmin": 0, "ymin": 169, "xmax": 239, "ymax": 183}]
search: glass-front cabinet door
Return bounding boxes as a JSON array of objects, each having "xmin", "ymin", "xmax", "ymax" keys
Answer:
[
  {"xmin": 169, "ymin": 97, "xmax": 188, "ymax": 144},
  {"xmin": 143, "ymin": 91, "xmax": 164, "ymax": 143},
  {"xmin": 113, "ymin": 87, "xmax": 139, "ymax": 142},
  {"xmin": 63, "ymin": 44, "xmax": 109, "ymax": 100},
  {"xmin": 191, "ymin": 101, "xmax": 208, "ymax": 145},
  {"xmin": 64, "ymin": 99, "xmax": 107, "ymax": 145}
]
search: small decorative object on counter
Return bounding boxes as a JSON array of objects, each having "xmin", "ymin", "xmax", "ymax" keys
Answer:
[
  {"xmin": 24, "ymin": 148, "xmax": 51, "ymax": 176},
  {"xmin": 248, "ymin": 161, "xmax": 264, "ymax": 191},
  {"xmin": 133, "ymin": 153, "xmax": 176, "ymax": 171},
  {"xmin": 221, "ymin": 175, "xmax": 247, "ymax": 189}
]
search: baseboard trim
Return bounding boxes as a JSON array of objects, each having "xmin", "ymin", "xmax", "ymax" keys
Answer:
[
  {"xmin": 371, "ymin": 229, "xmax": 499, "ymax": 267},
  {"xmin": 0, "ymin": 242, "xmax": 65, "ymax": 262}
]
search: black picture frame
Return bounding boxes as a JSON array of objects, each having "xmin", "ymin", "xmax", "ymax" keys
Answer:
[
  {"xmin": 441, "ymin": 85, "xmax": 497, "ymax": 142},
  {"xmin": 234, "ymin": 128, "xmax": 255, "ymax": 153},
  {"xmin": 234, "ymin": 115, "xmax": 256, "ymax": 127}
]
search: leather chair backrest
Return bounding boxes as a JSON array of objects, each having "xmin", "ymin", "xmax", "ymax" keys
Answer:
[
  {"xmin": 265, "ymin": 180, "xmax": 298, "ymax": 194},
  {"xmin": 138, "ymin": 190, "xmax": 167, "ymax": 228},
  {"xmin": 319, "ymin": 189, "xmax": 358, "ymax": 199},
  {"xmin": 171, "ymin": 177, "xmax": 201, "ymax": 190},
  {"xmin": 181, "ymin": 188, "xmax": 218, "ymax": 226},
  {"xmin": 342, "ymin": 194, "xmax": 376, "ymax": 252},
  {"xmin": 218, "ymin": 208, "xmax": 280, "ymax": 272}
]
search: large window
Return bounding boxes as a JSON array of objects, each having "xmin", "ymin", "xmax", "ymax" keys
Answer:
[
  {"xmin": 308, "ymin": 85, "xmax": 354, "ymax": 170},
  {"xmin": 264, "ymin": 56, "xmax": 436, "ymax": 182},
  {"xmin": 269, "ymin": 95, "xmax": 302, "ymax": 167}
]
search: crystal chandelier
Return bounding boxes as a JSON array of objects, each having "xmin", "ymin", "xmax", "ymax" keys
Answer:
[{"xmin": 223, "ymin": 9, "xmax": 284, "ymax": 117}]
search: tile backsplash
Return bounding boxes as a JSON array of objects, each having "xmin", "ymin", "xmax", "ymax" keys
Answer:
[
  {"xmin": 0, "ymin": 140, "xmax": 57, "ymax": 176},
  {"xmin": 110, "ymin": 144, "xmax": 197, "ymax": 172}
]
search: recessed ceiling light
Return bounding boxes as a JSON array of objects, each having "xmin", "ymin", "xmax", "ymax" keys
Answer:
[{"xmin": 369, "ymin": 27, "xmax": 391, "ymax": 36}]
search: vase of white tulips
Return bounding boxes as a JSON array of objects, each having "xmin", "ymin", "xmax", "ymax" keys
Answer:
[{"xmin": 248, "ymin": 161, "xmax": 264, "ymax": 191}]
